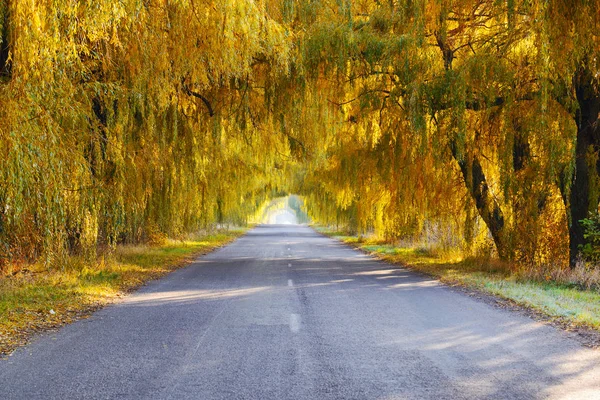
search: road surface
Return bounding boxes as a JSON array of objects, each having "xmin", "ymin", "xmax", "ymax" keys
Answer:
[{"xmin": 1, "ymin": 225, "xmax": 600, "ymax": 399}]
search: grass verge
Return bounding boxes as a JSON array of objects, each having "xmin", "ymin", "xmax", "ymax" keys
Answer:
[
  {"xmin": 0, "ymin": 229, "xmax": 246, "ymax": 356},
  {"xmin": 316, "ymin": 226, "xmax": 600, "ymax": 337}
]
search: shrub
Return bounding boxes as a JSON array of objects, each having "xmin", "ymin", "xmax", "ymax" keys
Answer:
[{"xmin": 580, "ymin": 213, "xmax": 600, "ymax": 263}]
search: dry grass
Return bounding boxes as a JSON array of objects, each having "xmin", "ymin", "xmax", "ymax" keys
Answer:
[{"xmin": 516, "ymin": 261, "xmax": 600, "ymax": 291}]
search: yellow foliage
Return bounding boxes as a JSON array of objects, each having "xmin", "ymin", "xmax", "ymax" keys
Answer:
[{"xmin": 0, "ymin": 0, "xmax": 598, "ymax": 273}]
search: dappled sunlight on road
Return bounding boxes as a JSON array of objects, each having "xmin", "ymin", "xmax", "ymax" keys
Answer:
[
  {"xmin": 123, "ymin": 287, "xmax": 272, "ymax": 307},
  {"xmin": 4, "ymin": 224, "xmax": 600, "ymax": 400},
  {"xmin": 375, "ymin": 317, "xmax": 600, "ymax": 399},
  {"xmin": 352, "ymin": 268, "xmax": 403, "ymax": 276},
  {"xmin": 120, "ymin": 225, "xmax": 600, "ymax": 399},
  {"xmin": 387, "ymin": 280, "xmax": 440, "ymax": 289}
]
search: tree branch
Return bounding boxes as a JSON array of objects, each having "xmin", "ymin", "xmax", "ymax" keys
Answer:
[{"xmin": 182, "ymin": 81, "xmax": 214, "ymax": 117}]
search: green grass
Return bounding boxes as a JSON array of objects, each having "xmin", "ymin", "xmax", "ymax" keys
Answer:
[
  {"xmin": 316, "ymin": 226, "xmax": 600, "ymax": 330},
  {"xmin": 0, "ymin": 229, "xmax": 246, "ymax": 356}
]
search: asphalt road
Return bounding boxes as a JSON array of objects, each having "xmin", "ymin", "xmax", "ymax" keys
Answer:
[{"xmin": 2, "ymin": 225, "xmax": 600, "ymax": 399}]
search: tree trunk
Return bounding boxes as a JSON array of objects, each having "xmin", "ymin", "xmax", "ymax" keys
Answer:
[
  {"xmin": 450, "ymin": 141, "xmax": 511, "ymax": 260},
  {"xmin": 435, "ymin": 25, "xmax": 510, "ymax": 260},
  {"xmin": 569, "ymin": 68, "xmax": 600, "ymax": 267},
  {"xmin": 0, "ymin": 0, "xmax": 10, "ymax": 79}
]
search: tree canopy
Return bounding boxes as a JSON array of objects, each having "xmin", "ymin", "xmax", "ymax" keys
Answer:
[{"xmin": 0, "ymin": 0, "xmax": 599, "ymax": 269}]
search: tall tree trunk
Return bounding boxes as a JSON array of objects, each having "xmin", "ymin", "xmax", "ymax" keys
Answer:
[
  {"xmin": 0, "ymin": 0, "xmax": 10, "ymax": 79},
  {"xmin": 435, "ymin": 26, "xmax": 510, "ymax": 260},
  {"xmin": 569, "ymin": 68, "xmax": 600, "ymax": 267},
  {"xmin": 450, "ymin": 141, "xmax": 511, "ymax": 260}
]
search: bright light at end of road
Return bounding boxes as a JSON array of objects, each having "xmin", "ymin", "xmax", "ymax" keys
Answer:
[{"xmin": 266, "ymin": 209, "xmax": 298, "ymax": 225}]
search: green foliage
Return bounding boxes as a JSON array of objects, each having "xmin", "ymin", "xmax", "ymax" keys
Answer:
[{"xmin": 580, "ymin": 213, "xmax": 600, "ymax": 263}]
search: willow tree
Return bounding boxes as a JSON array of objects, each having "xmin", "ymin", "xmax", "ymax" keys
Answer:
[
  {"xmin": 291, "ymin": 0, "xmax": 580, "ymax": 265},
  {"xmin": 538, "ymin": 1, "xmax": 600, "ymax": 266},
  {"xmin": 0, "ymin": 0, "xmax": 296, "ymax": 266}
]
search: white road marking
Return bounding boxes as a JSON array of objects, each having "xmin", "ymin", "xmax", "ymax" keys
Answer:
[
  {"xmin": 288, "ymin": 263, "xmax": 292, "ymax": 267},
  {"xmin": 289, "ymin": 314, "xmax": 301, "ymax": 333},
  {"xmin": 287, "ymin": 247, "xmax": 291, "ymax": 251},
  {"xmin": 288, "ymin": 279, "xmax": 293, "ymax": 287}
]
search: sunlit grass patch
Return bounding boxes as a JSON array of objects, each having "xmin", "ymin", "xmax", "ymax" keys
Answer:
[
  {"xmin": 317, "ymin": 226, "xmax": 600, "ymax": 330},
  {"xmin": 0, "ymin": 229, "xmax": 246, "ymax": 356}
]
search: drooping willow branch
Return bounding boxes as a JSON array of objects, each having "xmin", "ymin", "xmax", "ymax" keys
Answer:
[{"xmin": 182, "ymin": 80, "xmax": 214, "ymax": 117}]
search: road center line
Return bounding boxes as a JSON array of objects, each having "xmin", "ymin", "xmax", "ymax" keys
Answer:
[
  {"xmin": 288, "ymin": 279, "xmax": 293, "ymax": 287},
  {"xmin": 289, "ymin": 313, "xmax": 301, "ymax": 333},
  {"xmin": 288, "ymin": 263, "xmax": 292, "ymax": 267}
]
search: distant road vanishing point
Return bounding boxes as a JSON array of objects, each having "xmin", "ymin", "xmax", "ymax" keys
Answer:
[{"xmin": 1, "ymin": 224, "xmax": 600, "ymax": 399}]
